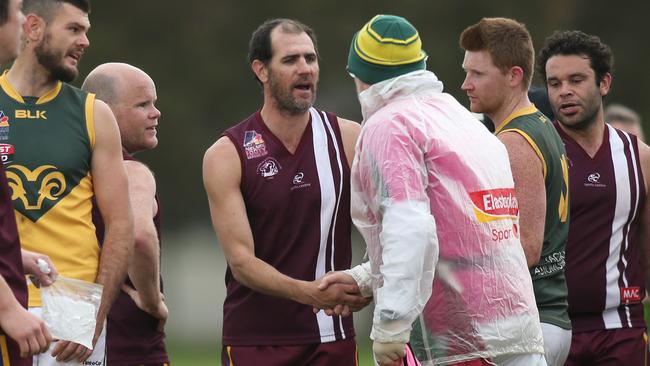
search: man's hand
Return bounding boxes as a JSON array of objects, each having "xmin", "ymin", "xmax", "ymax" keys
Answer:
[
  {"xmin": 373, "ymin": 341, "xmax": 406, "ymax": 366},
  {"xmin": 51, "ymin": 341, "xmax": 92, "ymax": 363},
  {"xmin": 313, "ymin": 271, "xmax": 372, "ymax": 316},
  {"xmin": 51, "ymin": 311, "xmax": 105, "ymax": 362},
  {"xmin": 302, "ymin": 273, "xmax": 369, "ymax": 312},
  {"xmin": 0, "ymin": 304, "xmax": 52, "ymax": 357},
  {"xmin": 21, "ymin": 249, "xmax": 58, "ymax": 287},
  {"xmin": 122, "ymin": 285, "xmax": 168, "ymax": 331}
]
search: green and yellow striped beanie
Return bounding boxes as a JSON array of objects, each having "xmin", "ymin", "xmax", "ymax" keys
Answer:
[{"xmin": 347, "ymin": 14, "xmax": 427, "ymax": 85}]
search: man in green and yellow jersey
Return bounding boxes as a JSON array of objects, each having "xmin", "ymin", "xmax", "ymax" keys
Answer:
[
  {"xmin": 460, "ymin": 17, "xmax": 571, "ymax": 366},
  {"xmin": 0, "ymin": 0, "xmax": 134, "ymax": 365}
]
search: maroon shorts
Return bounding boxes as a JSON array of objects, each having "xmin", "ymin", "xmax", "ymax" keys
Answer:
[
  {"xmin": 222, "ymin": 338, "xmax": 357, "ymax": 366},
  {"xmin": 0, "ymin": 335, "xmax": 30, "ymax": 366},
  {"xmin": 565, "ymin": 327, "xmax": 649, "ymax": 366}
]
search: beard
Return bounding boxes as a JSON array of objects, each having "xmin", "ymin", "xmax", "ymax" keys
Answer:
[
  {"xmin": 554, "ymin": 93, "xmax": 602, "ymax": 132},
  {"xmin": 268, "ymin": 69, "xmax": 316, "ymax": 116},
  {"xmin": 34, "ymin": 32, "xmax": 78, "ymax": 83}
]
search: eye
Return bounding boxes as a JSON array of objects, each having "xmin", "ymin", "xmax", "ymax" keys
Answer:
[{"xmin": 570, "ymin": 77, "xmax": 584, "ymax": 85}]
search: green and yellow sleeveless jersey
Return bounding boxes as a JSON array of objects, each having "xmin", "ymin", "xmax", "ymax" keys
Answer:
[
  {"xmin": 497, "ymin": 105, "xmax": 571, "ymax": 329},
  {"xmin": 0, "ymin": 73, "xmax": 98, "ymax": 306}
]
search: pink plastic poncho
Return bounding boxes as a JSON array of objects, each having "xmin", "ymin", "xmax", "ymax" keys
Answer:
[{"xmin": 351, "ymin": 71, "xmax": 544, "ymax": 364}]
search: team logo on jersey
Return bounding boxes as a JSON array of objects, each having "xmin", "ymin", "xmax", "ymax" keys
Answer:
[
  {"xmin": 621, "ymin": 286, "xmax": 641, "ymax": 304},
  {"xmin": 585, "ymin": 172, "xmax": 606, "ymax": 188},
  {"xmin": 243, "ymin": 130, "xmax": 268, "ymax": 159},
  {"xmin": 15, "ymin": 110, "xmax": 47, "ymax": 119},
  {"xmin": 0, "ymin": 111, "xmax": 10, "ymax": 141},
  {"xmin": 6, "ymin": 165, "xmax": 69, "ymax": 221},
  {"xmin": 291, "ymin": 172, "xmax": 311, "ymax": 190},
  {"xmin": 588, "ymin": 172, "xmax": 600, "ymax": 183},
  {"xmin": 257, "ymin": 157, "xmax": 281, "ymax": 178},
  {"xmin": 0, "ymin": 143, "xmax": 14, "ymax": 165},
  {"xmin": 469, "ymin": 188, "xmax": 519, "ymax": 223}
]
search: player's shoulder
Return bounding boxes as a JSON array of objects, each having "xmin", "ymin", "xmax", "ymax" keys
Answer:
[
  {"xmin": 336, "ymin": 117, "xmax": 361, "ymax": 135},
  {"xmin": 204, "ymin": 135, "xmax": 239, "ymax": 168}
]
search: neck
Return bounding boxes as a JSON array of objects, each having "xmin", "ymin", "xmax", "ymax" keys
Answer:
[
  {"xmin": 260, "ymin": 101, "xmax": 311, "ymax": 154},
  {"xmin": 558, "ymin": 114, "xmax": 606, "ymax": 158},
  {"xmin": 490, "ymin": 90, "xmax": 532, "ymax": 131},
  {"xmin": 6, "ymin": 54, "xmax": 59, "ymax": 97}
]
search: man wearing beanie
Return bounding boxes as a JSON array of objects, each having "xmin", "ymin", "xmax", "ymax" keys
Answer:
[
  {"xmin": 203, "ymin": 18, "xmax": 369, "ymax": 365},
  {"xmin": 460, "ymin": 18, "xmax": 571, "ymax": 366},
  {"xmin": 318, "ymin": 14, "xmax": 546, "ymax": 365}
]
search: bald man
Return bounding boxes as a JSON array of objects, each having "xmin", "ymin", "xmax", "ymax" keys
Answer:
[
  {"xmin": 82, "ymin": 63, "xmax": 169, "ymax": 366},
  {"xmin": 605, "ymin": 103, "xmax": 645, "ymax": 142}
]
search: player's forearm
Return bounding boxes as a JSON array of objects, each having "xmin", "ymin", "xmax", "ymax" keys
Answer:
[
  {"xmin": 95, "ymin": 219, "xmax": 134, "ymax": 321},
  {"xmin": 229, "ymin": 254, "xmax": 309, "ymax": 304},
  {"xmin": 128, "ymin": 230, "xmax": 162, "ymax": 308},
  {"xmin": 0, "ymin": 276, "xmax": 21, "ymax": 314}
]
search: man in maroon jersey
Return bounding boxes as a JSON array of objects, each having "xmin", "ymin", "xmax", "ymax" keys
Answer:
[
  {"xmin": 82, "ymin": 63, "xmax": 169, "ymax": 366},
  {"xmin": 203, "ymin": 18, "xmax": 368, "ymax": 366},
  {"xmin": 539, "ymin": 30, "xmax": 650, "ymax": 365},
  {"xmin": 0, "ymin": 0, "xmax": 55, "ymax": 364}
]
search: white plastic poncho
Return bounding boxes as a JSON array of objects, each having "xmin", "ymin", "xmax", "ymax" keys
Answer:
[{"xmin": 350, "ymin": 70, "xmax": 544, "ymax": 365}]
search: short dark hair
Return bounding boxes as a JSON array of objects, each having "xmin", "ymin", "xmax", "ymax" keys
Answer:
[
  {"xmin": 23, "ymin": 0, "xmax": 90, "ymax": 22},
  {"xmin": 460, "ymin": 17, "xmax": 535, "ymax": 88},
  {"xmin": 537, "ymin": 30, "xmax": 613, "ymax": 86},
  {"xmin": 248, "ymin": 18, "xmax": 317, "ymax": 66}
]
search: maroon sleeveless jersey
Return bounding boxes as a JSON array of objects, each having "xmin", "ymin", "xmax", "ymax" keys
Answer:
[
  {"xmin": 222, "ymin": 108, "xmax": 355, "ymax": 345},
  {"xmin": 0, "ymin": 164, "xmax": 27, "ymax": 334},
  {"xmin": 556, "ymin": 123, "xmax": 646, "ymax": 332},
  {"xmin": 92, "ymin": 151, "xmax": 168, "ymax": 365}
]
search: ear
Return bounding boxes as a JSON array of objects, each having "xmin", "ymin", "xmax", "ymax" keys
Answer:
[
  {"xmin": 508, "ymin": 66, "xmax": 525, "ymax": 87},
  {"xmin": 23, "ymin": 14, "xmax": 45, "ymax": 43},
  {"xmin": 251, "ymin": 60, "xmax": 269, "ymax": 84},
  {"xmin": 599, "ymin": 72, "xmax": 612, "ymax": 97}
]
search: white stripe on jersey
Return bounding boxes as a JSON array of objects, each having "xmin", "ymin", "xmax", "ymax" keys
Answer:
[
  {"xmin": 602, "ymin": 126, "xmax": 640, "ymax": 329},
  {"xmin": 311, "ymin": 108, "xmax": 344, "ymax": 342},
  {"xmin": 321, "ymin": 112, "xmax": 347, "ymax": 339}
]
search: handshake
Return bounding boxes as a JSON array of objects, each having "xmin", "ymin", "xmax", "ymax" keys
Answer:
[
  {"xmin": 309, "ymin": 270, "xmax": 372, "ymax": 317},
  {"xmin": 307, "ymin": 267, "xmax": 412, "ymax": 366}
]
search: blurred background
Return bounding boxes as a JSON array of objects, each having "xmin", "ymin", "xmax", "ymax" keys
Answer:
[{"xmin": 62, "ymin": 0, "xmax": 650, "ymax": 364}]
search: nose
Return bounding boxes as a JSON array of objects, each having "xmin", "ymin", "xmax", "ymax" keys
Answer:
[
  {"xmin": 150, "ymin": 105, "xmax": 161, "ymax": 119},
  {"xmin": 78, "ymin": 33, "xmax": 90, "ymax": 48},
  {"xmin": 461, "ymin": 74, "xmax": 472, "ymax": 91},
  {"xmin": 558, "ymin": 82, "xmax": 574, "ymax": 98},
  {"xmin": 296, "ymin": 57, "xmax": 312, "ymax": 74}
]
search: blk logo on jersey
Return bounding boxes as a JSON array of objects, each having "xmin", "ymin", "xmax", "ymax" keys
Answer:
[
  {"xmin": 585, "ymin": 172, "xmax": 606, "ymax": 188},
  {"xmin": 0, "ymin": 143, "xmax": 14, "ymax": 165},
  {"xmin": 257, "ymin": 157, "xmax": 281, "ymax": 178},
  {"xmin": 243, "ymin": 130, "xmax": 268, "ymax": 159},
  {"xmin": 15, "ymin": 110, "xmax": 47, "ymax": 119},
  {"xmin": 0, "ymin": 111, "xmax": 10, "ymax": 141},
  {"xmin": 469, "ymin": 188, "xmax": 519, "ymax": 223},
  {"xmin": 291, "ymin": 172, "xmax": 311, "ymax": 190},
  {"xmin": 621, "ymin": 286, "xmax": 641, "ymax": 304}
]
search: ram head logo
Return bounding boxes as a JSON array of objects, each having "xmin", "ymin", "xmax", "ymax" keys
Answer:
[{"xmin": 6, "ymin": 165, "xmax": 67, "ymax": 214}]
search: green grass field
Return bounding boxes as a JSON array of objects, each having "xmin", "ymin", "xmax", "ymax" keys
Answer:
[{"xmin": 166, "ymin": 342, "xmax": 376, "ymax": 365}]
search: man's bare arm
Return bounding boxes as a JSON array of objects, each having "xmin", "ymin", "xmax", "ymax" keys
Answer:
[
  {"xmin": 203, "ymin": 137, "xmax": 365, "ymax": 309},
  {"xmin": 499, "ymin": 131, "xmax": 546, "ymax": 267},
  {"xmin": 338, "ymin": 118, "xmax": 361, "ymax": 167},
  {"xmin": 0, "ymin": 275, "xmax": 52, "ymax": 357},
  {"xmin": 122, "ymin": 160, "xmax": 165, "ymax": 319}
]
